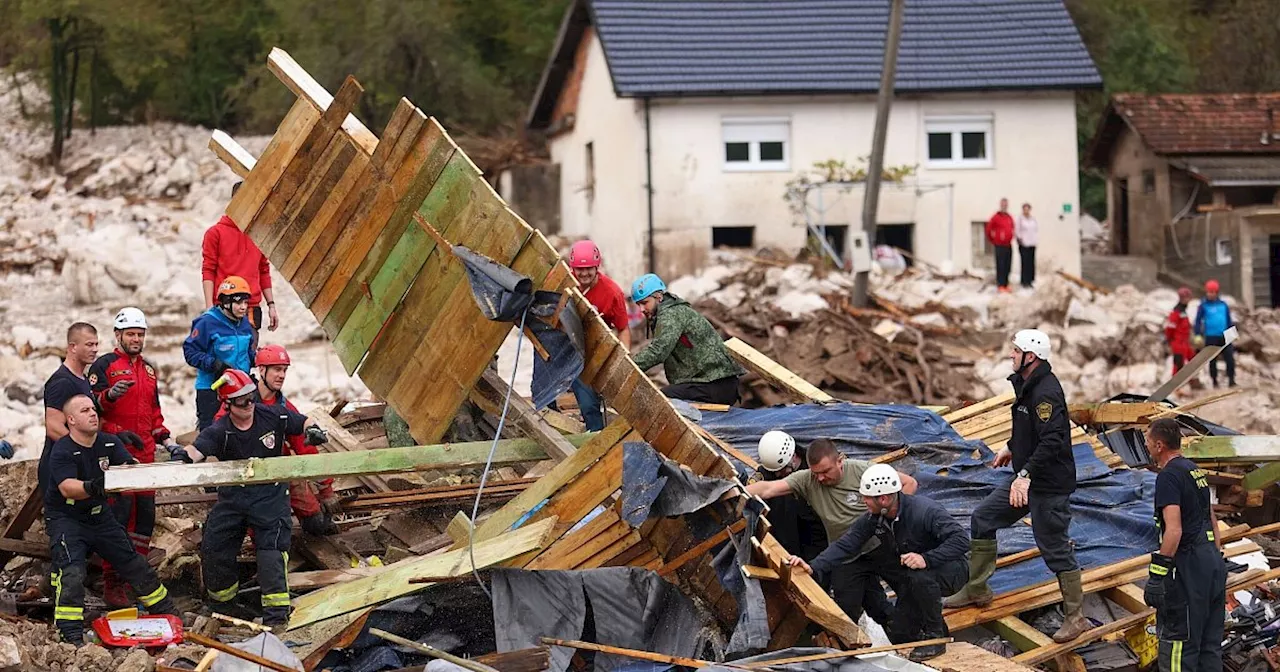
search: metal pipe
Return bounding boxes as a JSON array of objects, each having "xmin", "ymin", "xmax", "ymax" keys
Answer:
[{"xmin": 644, "ymin": 97, "xmax": 655, "ymax": 274}]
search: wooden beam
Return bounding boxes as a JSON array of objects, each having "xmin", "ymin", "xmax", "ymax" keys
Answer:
[
  {"xmin": 185, "ymin": 633, "xmax": 297, "ymax": 672},
  {"xmin": 301, "ymin": 610, "xmax": 369, "ymax": 671},
  {"xmin": 740, "ymin": 637, "xmax": 951, "ymax": 668},
  {"xmin": 695, "ymin": 425, "xmax": 760, "ymax": 471},
  {"xmin": 753, "ymin": 534, "xmax": 865, "ymax": 646},
  {"xmin": 265, "ymin": 48, "xmax": 378, "ymax": 155},
  {"xmin": 208, "ymin": 131, "xmax": 257, "ymax": 178},
  {"xmin": 0, "ymin": 538, "xmax": 49, "ymax": 561},
  {"xmin": 105, "ymin": 433, "xmax": 598, "ymax": 492},
  {"xmin": 658, "ymin": 520, "xmax": 748, "ymax": 578},
  {"xmin": 741, "ymin": 565, "xmax": 780, "ymax": 581},
  {"xmin": 1243, "ymin": 462, "xmax": 1280, "ymax": 490},
  {"xmin": 1147, "ymin": 326, "xmax": 1238, "ymax": 402},
  {"xmin": 0, "ymin": 488, "xmax": 43, "ymax": 566},
  {"xmin": 725, "ymin": 337, "xmax": 835, "ymax": 403},
  {"xmin": 1103, "ymin": 584, "xmax": 1147, "ymax": 614},
  {"xmin": 472, "ymin": 368, "xmax": 578, "ymax": 462},
  {"xmin": 1015, "ymin": 608, "xmax": 1156, "ymax": 665},
  {"xmin": 539, "ymin": 638, "xmax": 716, "ymax": 668},
  {"xmin": 372, "ymin": 629, "xmax": 500, "ymax": 672},
  {"xmin": 1067, "ymin": 402, "xmax": 1167, "ymax": 425},
  {"xmin": 992, "ymin": 617, "xmax": 1086, "ymax": 672},
  {"xmin": 1183, "ymin": 435, "xmax": 1280, "ymax": 462},
  {"xmin": 288, "ymin": 516, "xmax": 557, "ymax": 629}
]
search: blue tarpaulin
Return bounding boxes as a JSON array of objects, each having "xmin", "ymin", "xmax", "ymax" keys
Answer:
[{"xmin": 698, "ymin": 403, "xmax": 1159, "ymax": 594}]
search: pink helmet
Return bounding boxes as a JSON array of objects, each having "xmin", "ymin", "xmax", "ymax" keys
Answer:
[{"xmin": 569, "ymin": 240, "xmax": 602, "ymax": 269}]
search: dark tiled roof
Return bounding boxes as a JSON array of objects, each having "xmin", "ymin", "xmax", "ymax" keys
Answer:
[
  {"xmin": 590, "ymin": 0, "xmax": 1102, "ymax": 97},
  {"xmin": 1111, "ymin": 93, "xmax": 1280, "ymax": 155}
]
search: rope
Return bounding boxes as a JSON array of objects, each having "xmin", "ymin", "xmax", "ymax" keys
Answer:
[{"xmin": 467, "ymin": 308, "xmax": 529, "ymax": 598}]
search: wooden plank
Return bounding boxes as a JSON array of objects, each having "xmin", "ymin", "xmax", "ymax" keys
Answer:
[
  {"xmin": 371, "ymin": 629, "xmax": 501, "ymax": 672},
  {"xmin": 1147, "ymin": 325, "xmax": 1239, "ymax": 401},
  {"xmin": 992, "ymin": 616, "xmax": 1053, "ymax": 651},
  {"xmin": 104, "ymin": 434, "xmax": 595, "ymax": 492},
  {"xmin": 287, "ymin": 517, "xmax": 556, "ymax": 629},
  {"xmin": 0, "ymin": 487, "xmax": 43, "ymax": 566},
  {"xmin": 754, "ymin": 534, "xmax": 864, "ymax": 645},
  {"xmin": 740, "ymin": 638, "xmax": 953, "ymax": 668},
  {"xmin": 725, "ymin": 337, "xmax": 834, "ymax": 402},
  {"xmin": 541, "ymin": 409, "xmax": 585, "ymax": 435},
  {"xmin": 941, "ymin": 392, "xmax": 1015, "ymax": 423},
  {"xmin": 300, "ymin": 610, "xmax": 370, "ymax": 671},
  {"xmin": 695, "ymin": 425, "xmax": 759, "ymax": 471},
  {"xmin": 208, "ymin": 130, "xmax": 256, "ymax": 178},
  {"xmin": 1067, "ymin": 402, "xmax": 1167, "ymax": 425},
  {"xmin": 225, "ymin": 98, "xmax": 321, "ymax": 232},
  {"xmin": 527, "ymin": 511, "xmax": 630, "ymax": 570},
  {"xmin": 472, "ymin": 369, "xmax": 577, "ymax": 462},
  {"xmin": 266, "ymin": 133, "xmax": 358, "ymax": 270},
  {"xmin": 1183, "ymin": 435, "xmax": 1280, "ymax": 461},
  {"xmin": 540, "ymin": 638, "xmax": 716, "ymax": 669},
  {"xmin": 741, "ymin": 565, "xmax": 780, "ymax": 581},
  {"xmin": 928, "ymin": 643, "xmax": 1037, "ymax": 671},
  {"xmin": 266, "ymin": 47, "xmax": 378, "ymax": 155},
  {"xmin": 578, "ymin": 529, "xmax": 642, "ymax": 569},
  {"xmin": 1103, "ymin": 583, "xmax": 1147, "ymax": 614},
  {"xmin": 658, "ymin": 520, "xmax": 747, "ymax": 578},
  {"xmin": 280, "ymin": 135, "xmax": 370, "ymax": 281},
  {"xmin": 186, "ymin": 633, "xmax": 297, "ymax": 672},
  {"xmin": 1014, "ymin": 609, "xmax": 1156, "ymax": 665}
]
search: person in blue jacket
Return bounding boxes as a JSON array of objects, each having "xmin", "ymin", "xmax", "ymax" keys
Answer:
[
  {"xmin": 1193, "ymin": 279, "xmax": 1235, "ymax": 388},
  {"xmin": 183, "ymin": 275, "xmax": 256, "ymax": 429}
]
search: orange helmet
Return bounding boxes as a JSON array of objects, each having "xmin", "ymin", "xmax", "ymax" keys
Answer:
[
  {"xmin": 255, "ymin": 344, "xmax": 291, "ymax": 367},
  {"xmin": 217, "ymin": 276, "xmax": 252, "ymax": 300},
  {"xmin": 1204, "ymin": 279, "xmax": 1220, "ymax": 293},
  {"xmin": 212, "ymin": 369, "xmax": 256, "ymax": 402}
]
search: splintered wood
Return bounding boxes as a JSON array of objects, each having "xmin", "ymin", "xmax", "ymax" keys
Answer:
[{"xmin": 209, "ymin": 47, "xmax": 856, "ymax": 646}]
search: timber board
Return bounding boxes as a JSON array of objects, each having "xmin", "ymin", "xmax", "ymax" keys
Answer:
[{"xmin": 226, "ymin": 98, "xmax": 320, "ymax": 232}]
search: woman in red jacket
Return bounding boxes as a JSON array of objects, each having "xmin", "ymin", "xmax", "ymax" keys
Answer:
[{"xmin": 1165, "ymin": 287, "xmax": 1195, "ymax": 374}]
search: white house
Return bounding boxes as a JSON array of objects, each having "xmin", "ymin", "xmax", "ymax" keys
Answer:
[{"xmin": 525, "ymin": 0, "xmax": 1103, "ymax": 283}]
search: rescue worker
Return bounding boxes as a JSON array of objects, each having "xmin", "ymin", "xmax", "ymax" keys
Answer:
[
  {"xmin": 789, "ymin": 464, "xmax": 968, "ymax": 662},
  {"xmin": 564, "ymin": 240, "xmax": 630, "ymax": 431},
  {"xmin": 1143, "ymin": 418, "xmax": 1225, "ymax": 671},
  {"xmin": 1194, "ymin": 279, "xmax": 1235, "ymax": 388},
  {"xmin": 629, "ymin": 273, "xmax": 745, "ymax": 405},
  {"xmin": 945, "ymin": 329, "xmax": 1089, "ymax": 643},
  {"xmin": 184, "ymin": 275, "xmax": 256, "ymax": 430},
  {"xmin": 41, "ymin": 323, "xmax": 101, "ymax": 495},
  {"xmin": 202, "ymin": 182, "xmax": 278, "ymax": 334},
  {"xmin": 755, "ymin": 430, "xmax": 826, "ymax": 561},
  {"xmin": 214, "ymin": 345, "xmax": 340, "ymax": 536},
  {"xmin": 45, "ymin": 395, "xmax": 178, "ymax": 644},
  {"xmin": 747, "ymin": 439, "xmax": 917, "ymax": 625},
  {"xmin": 88, "ymin": 307, "xmax": 181, "ymax": 607},
  {"xmin": 1164, "ymin": 287, "xmax": 1194, "ymax": 376},
  {"xmin": 172, "ymin": 369, "xmax": 328, "ymax": 625}
]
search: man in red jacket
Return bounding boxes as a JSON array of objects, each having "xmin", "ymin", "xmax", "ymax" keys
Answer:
[
  {"xmin": 986, "ymin": 198, "xmax": 1015, "ymax": 294},
  {"xmin": 1165, "ymin": 287, "xmax": 1195, "ymax": 375},
  {"xmin": 202, "ymin": 182, "xmax": 278, "ymax": 334},
  {"xmin": 88, "ymin": 307, "xmax": 179, "ymax": 606}
]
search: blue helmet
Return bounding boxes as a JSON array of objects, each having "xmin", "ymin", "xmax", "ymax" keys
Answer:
[{"xmin": 631, "ymin": 273, "xmax": 666, "ymax": 303}]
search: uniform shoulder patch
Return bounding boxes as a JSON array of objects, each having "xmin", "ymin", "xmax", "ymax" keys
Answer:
[{"xmin": 1036, "ymin": 401, "xmax": 1053, "ymax": 421}]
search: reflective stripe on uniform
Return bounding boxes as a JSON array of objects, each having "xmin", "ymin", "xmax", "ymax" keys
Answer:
[
  {"xmin": 1149, "ymin": 563, "xmax": 1169, "ymax": 576},
  {"xmin": 1171, "ymin": 640, "xmax": 1182, "ymax": 672},
  {"xmin": 54, "ymin": 606, "xmax": 84, "ymax": 622},
  {"xmin": 138, "ymin": 584, "xmax": 168, "ymax": 607},
  {"xmin": 207, "ymin": 582, "xmax": 239, "ymax": 603},
  {"xmin": 1207, "ymin": 530, "xmax": 1215, "ymax": 542},
  {"xmin": 262, "ymin": 592, "xmax": 291, "ymax": 607}
]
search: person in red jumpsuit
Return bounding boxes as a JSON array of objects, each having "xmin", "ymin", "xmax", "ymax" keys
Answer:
[
  {"xmin": 87, "ymin": 307, "xmax": 179, "ymax": 607},
  {"xmin": 214, "ymin": 344, "xmax": 340, "ymax": 535},
  {"xmin": 1165, "ymin": 287, "xmax": 1195, "ymax": 375}
]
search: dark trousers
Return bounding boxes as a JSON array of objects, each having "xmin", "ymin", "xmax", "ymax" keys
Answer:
[
  {"xmin": 202, "ymin": 489, "xmax": 293, "ymax": 624},
  {"xmin": 1204, "ymin": 335, "xmax": 1236, "ymax": 385},
  {"xmin": 971, "ymin": 483, "xmax": 1079, "ymax": 574},
  {"xmin": 827, "ymin": 556, "xmax": 894, "ymax": 625},
  {"xmin": 103, "ymin": 493, "xmax": 156, "ymax": 596},
  {"xmin": 1019, "ymin": 246, "xmax": 1036, "ymax": 287},
  {"xmin": 1158, "ymin": 542, "xmax": 1225, "ymax": 672},
  {"xmin": 661, "ymin": 375, "xmax": 740, "ymax": 406},
  {"xmin": 994, "ymin": 245, "xmax": 1013, "ymax": 288},
  {"xmin": 196, "ymin": 388, "xmax": 220, "ymax": 431},
  {"xmin": 570, "ymin": 378, "xmax": 605, "ymax": 432},
  {"xmin": 833, "ymin": 549, "xmax": 967, "ymax": 642},
  {"xmin": 48, "ymin": 508, "xmax": 172, "ymax": 640}
]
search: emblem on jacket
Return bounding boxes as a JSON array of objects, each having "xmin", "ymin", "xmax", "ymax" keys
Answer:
[
  {"xmin": 1036, "ymin": 402, "xmax": 1052, "ymax": 421},
  {"xmin": 99, "ymin": 457, "xmax": 110, "ymax": 472},
  {"xmin": 260, "ymin": 433, "xmax": 276, "ymax": 451}
]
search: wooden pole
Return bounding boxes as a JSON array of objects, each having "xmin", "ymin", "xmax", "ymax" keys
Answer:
[
  {"xmin": 185, "ymin": 633, "xmax": 299, "ymax": 672},
  {"xmin": 741, "ymin": 637, "xmax": 952, "ymax": 668},
  {"xmin": 372, "ymin": 629, "xmax": 501, "ymax": 672},
  {"xmin": 540, "ymin": 637, "xmax": 720, "ymax": 668}
]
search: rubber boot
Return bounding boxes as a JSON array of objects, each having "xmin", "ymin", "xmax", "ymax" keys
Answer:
[
  {"xmin": 943, "ymin": 539, "xmax": 996, "ymax": 608},
  {"xmin": 1052, "ymin": 569, "xmax": 1091, "ymax": 643},
  {"xmin": 908, "ymin": 636, "xmax": 947, "ymax": 663}
]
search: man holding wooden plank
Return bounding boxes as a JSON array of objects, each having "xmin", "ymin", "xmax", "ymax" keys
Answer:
[{"xmin": 630, "ymin": 273, "xmax": 744, "ymax": 405}]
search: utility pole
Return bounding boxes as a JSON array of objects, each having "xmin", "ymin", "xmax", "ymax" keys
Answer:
[{"xmin": 852, "ymin": 0, "xmax": 906, "ymax": 307}]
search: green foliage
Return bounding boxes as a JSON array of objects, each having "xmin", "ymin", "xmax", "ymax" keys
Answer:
[{"xmin": 782, "ymin": 158, "xmax": 918, "ymax": 216}]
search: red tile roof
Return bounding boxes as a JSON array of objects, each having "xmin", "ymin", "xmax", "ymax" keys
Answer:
[{"xmin": 1112, "ymin": 93, "xmax": 1280, "ymax": 155}]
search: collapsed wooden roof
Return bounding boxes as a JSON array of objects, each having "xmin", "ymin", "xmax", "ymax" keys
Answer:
[{"xmin": 205, "ymin": 48, "xmax": 858, "ymax": 645}]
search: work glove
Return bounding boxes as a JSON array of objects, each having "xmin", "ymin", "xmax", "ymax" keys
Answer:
[
  {"xmin": 1144, "ymin": 552, "xmax": 1174, "ymax": 610},
  {"xmin": 84, "ymin": 477, "xmax": 106, "ymax": 500},
  {"xmin": 106, "ymin": 379, "xmax": 136, "ymax": 402},
  {"xmin": 166, "ymin": 442, "xmax": 192, "ymax": 464},
  {"xmin": 212, "ymin": 359, "xmax": 230, "ymax": 375},
  {"xmin": 317, "ymin": 480, "xmax": 342, "ymax": 515},
  {"xmin": 300, "ymin": 511, "xmax": 339, "ymax": 536},
  {"xmin": 0, "ymin": 440, "xmax": 12, "ymax": 460},
  {"xmin": 304, "ymin": 425, "xmax": 328, "ymax": 447},
  {"xmin": 116, "ymin": 431, "xmax": 145, "ymax": 453}
]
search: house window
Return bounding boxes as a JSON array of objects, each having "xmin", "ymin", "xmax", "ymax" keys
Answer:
[
  {"xmin": 1143, "ymin": 170, "xmax": 1155, "ymax": 194},
  {"xmin": 712, "ymin": 226, "xmax": 755, "ymax": 248},
  {"xmin": 925, "ymin": 116, "xmax": 993, "ymax": 169},
  {"xmin": 723, "ymin": 117, "xmax": 790, "ymax": 171}
]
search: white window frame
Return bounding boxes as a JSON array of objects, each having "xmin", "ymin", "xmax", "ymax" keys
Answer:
[
  {"xmin": 924, "ymin": 115, "xmax": 994, "ymax": 169},
  {"xmin": 722, "ymin": 117, "xmax": 790, "ymax": 172}
]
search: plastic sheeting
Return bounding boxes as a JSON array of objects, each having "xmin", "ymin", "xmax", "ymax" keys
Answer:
[
  {"xmin": 699, "ymin": 403, "xmax": 1160, "ymax": 594},
  {"xmin": 1094, "ymin": 392, "xmax": 1240, "ymax": 467}
]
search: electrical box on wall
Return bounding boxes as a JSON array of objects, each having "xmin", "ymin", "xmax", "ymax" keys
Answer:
[{"xmin": 848, "ymin": 231, "xmax": 872, "ymax": 273}]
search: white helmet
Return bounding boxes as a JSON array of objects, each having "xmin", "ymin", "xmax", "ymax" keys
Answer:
[
  {"xmin": 757, "ymin": 430, "xmax": 796, "ymax": 472},
  {"xmin": 113, "ymin": 307, "xmax": 148, "ymax": 331},
  {"xmin": 860, "ymin": 463, "xmax": 903, "ymax": 497},
  {"xmin": 1012, "ymin": 328, "xmax": 1051, "ymax": 361}
]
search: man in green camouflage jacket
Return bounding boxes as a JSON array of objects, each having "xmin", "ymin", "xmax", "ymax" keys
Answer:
[{"xmin": 630, "ymin": 274, "xmax": 744, "ymax": 405}]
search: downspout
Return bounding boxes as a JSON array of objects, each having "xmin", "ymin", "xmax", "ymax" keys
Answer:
[{"xmin": 645, "ymin": 97, "xmax": 655, "ymax": 274}]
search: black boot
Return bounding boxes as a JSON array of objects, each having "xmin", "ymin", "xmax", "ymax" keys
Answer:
[
  {"xmin": 300, "ymin": 512, "xmax": 339, "ymax": 536},
  {"xmin": 57, "ymin": 623, "xmax": 85, "ymax": 647},
  {"xmin": 908, "ymin": 637, "xmax": 947, "ymax": 662}
]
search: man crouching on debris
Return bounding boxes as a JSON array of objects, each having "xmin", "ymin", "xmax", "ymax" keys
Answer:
[
  {"xmin": 45, "ymin": 395, "xmax": 179, "ymax": 645},
  {"xmin": 789, "ymin": 465, "xmax": 967, "ymax": 662},
  {"xmin": 171, "ymin": 369, "xmax": 328, "ymax": 626},
  {"xmin": 945, "ymin": 329, "xmax": 1089, "ymax": 643},
  {"xmin": 1144, "ymin": 418, "xmax": 1225, "ymax": 671},
  {"xmin": 629, "ymin": 273, "xmax": 745, "ymax": 405}
]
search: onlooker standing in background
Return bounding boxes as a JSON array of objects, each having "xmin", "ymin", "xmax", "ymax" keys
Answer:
[
  {"xmin": 1164, "ymin": 287, "xmax": 1195, "ymax": 376},
  {"xmin": 202, "ymin": 182, "xmax": 278, "ymax": 334},
  {"xmin": 1194, "ymin": 279, "xmax": 1235, "ymax": 388},
  {"xmin": 985, "ymin": 198, "xmax": 1015, "ymax": 294},
  {"xmin": 1016, "ymin": 202, "xmax": 1038, "ymax": 289}
]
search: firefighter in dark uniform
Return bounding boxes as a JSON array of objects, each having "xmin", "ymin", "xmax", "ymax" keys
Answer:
[
  {"xmin": 789, "ymin": 464, "xmax": 969, "ymax": 662},
  {"xmin": 944, "ymin": 329, "xmax": 1090, "ymax": 643},
  {"xmin": 172, "ymin": 369, "xmax": 328, "ymax": 626},
  {"xmin": 755, "ymin": 430, "xmax": 827, "ymax": 562},
  {"xmin": 45, "ymin": 395, "xmax": 178, "ymax": 644},
  {"xmin": 1143, "ymin": 418, "xmax": 1225, "ymax": 671}
]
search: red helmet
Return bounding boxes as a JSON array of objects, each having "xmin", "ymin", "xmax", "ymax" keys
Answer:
[
  {"xmin": 255, "ymin": 344, "xmax": 291, "ymax": 367},
  {"xmin": 1205, "ymin": 279, "xmax": 1220, "ymax": 293},
  {"xmin": 1177, "ymin": 287, "xmax": 1192, "ymax": 302},
  {"xmin": 212, "ymin": 369, "xmax": 256, "ymax": 402},
  {"xmin": 568, "ymin": 240, "xmax": 602, "ymax": 269}
]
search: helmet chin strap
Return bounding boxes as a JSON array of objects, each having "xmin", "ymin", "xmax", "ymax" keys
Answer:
[{"xmin": 1015, "ymin": 350, "xmax": 1036, "ymax": 377}]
